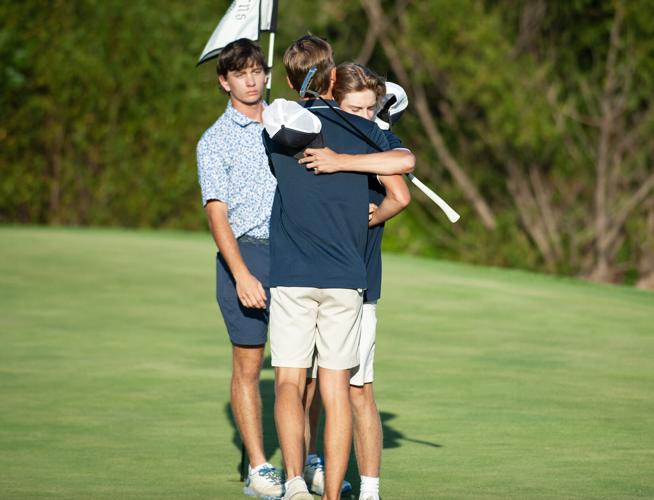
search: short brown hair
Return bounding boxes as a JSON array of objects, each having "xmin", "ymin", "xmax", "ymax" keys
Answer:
[
  {"xmin": 333, "ymin": 63, "xmax": 386, "ymax": 105},
  {"xmin": 217, "ymin": 38, "xmax": 269, "ymax": 77},
  {"xmin": 283, "ymin": 35, "xmax": 334, "ymax": 95}
]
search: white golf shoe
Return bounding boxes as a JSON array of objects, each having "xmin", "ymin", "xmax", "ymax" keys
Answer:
[
  {"xmin": 243, "ymin": 464, "xmax": 284, "ymax": 499},
  {"xmin": 283, "ymin": 476, "xmax": 313, "ymax": 500},
  {"xmin": 303, "ymin": 455, "xmax": 352, "ymax": 496}
]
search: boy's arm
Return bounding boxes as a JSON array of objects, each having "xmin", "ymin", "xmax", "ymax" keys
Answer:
[
  {"xmin": 205, "ymin": 201, "xmax": 267, "ymax": 309},
  {"xmin": 368, "ymin": 175, "xmax": 411, "ymax": 227},
  {"xmin": 197, "ymin": 137, "xmax": 266, "ymax": 310},
  {"xmin": 299, "ymin": 128, "xmax": 414, "ymax": 175},
  {"xmin": 298, "ymin": 146, "xmax": 415, "ymax": 175}
]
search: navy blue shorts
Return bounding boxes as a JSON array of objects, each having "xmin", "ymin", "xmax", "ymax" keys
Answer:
[{"xmin": 216, "ymin": 239, "xmax": 270, "ymax": 346}]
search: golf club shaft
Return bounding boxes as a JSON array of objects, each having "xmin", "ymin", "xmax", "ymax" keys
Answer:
[
  {"xmin": 310, "ymin": 94, "xmax": 460, "ymax": 223},
  {"xmin": 298, "ymin": 71, "xmax": 460, "ymax": 223},
  {"xmin": 406, "ymin": 173, "xmax": 460, "ymax": 223}
]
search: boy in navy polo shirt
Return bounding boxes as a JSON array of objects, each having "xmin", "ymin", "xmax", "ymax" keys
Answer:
[
  {"xmin": 262, "ymin": 89, "xmax": 414, "ymax": 499},
  {"xmin": 299, "ymin": 64, "xmax": 412, "ymax": 500},
  {"xmin": 263, "ymin": 36, "xmax": 400, "ymax": 500}
]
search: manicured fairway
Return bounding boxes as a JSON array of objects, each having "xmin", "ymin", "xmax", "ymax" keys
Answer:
[{"xmin": 1, "ymin": 226, "xmax": 653, "ymax": 499}]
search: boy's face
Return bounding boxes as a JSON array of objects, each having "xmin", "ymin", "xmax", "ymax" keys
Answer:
[
  {"xmin": 218, "ymin": 63, "xmax": 267, "ymax": 105},
  {"xmin": 339, "ymin": 90, "xmax": 378, "ymax": 120}
]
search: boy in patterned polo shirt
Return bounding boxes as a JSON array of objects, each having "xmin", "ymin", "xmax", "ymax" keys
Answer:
[{"xmin": 196, "ymin": 39, "xmax": 282, "ymax": 499}]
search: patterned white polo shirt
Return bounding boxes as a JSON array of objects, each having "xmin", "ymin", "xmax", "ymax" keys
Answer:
[{"xmin": 197, "ymin": 101, "xmax": 277, "ymax": 239}]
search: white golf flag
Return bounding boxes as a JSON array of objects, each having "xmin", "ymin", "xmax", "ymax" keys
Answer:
[{"xmin": 198, "ymin": 0, "xmax": 277, "ymax": 65}]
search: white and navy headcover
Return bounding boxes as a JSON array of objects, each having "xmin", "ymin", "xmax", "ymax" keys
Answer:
[
  {"xmin": 262, "ymin": 98, "xmax": 323, "ymax": 150},
  {"xmin": 374, "ymin": 82, "xmax": 409, "ymax": 130}
]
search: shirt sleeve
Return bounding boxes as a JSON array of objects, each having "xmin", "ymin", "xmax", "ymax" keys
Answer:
[
  {"xmin": 384, "ymin": 130, "xmax": 407, "ymax": 150},
  {"xmin": 197, "ymin": 133, "xmax": 229, "ymax": 207},
  {"xmin": 367, "ymin": 122, "xmax": 391, "ymax": 153}
]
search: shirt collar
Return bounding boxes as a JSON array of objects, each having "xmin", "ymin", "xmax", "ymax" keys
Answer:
[
  {"xmin": 225, "ymin": 100, "xmax": 264, "ymax": 127},
  {"xmin": 300, "ymin": 98, "xmax": 339, "ymax": 109}
]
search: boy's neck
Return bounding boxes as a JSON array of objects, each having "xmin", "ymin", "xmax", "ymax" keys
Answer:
[
  {"xmin": 231, "ymin": 98, "xmax": 264, "ymax": 122},
  {"xmin": 301, "ymin": 91, "xmax": 334, "ymax": 101}
]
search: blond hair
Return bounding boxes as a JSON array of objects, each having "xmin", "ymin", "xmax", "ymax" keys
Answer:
[{"xmin": 333, "ymin": 63, "xmax": 386, "ymax": 105}]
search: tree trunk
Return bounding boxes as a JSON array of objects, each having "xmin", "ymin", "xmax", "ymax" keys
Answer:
[
  {"xmin": 589, "ymin": 6, "xmax": 623, "ymax": 281},
  {"xmin": 361, "ymin": 0, "xmax": 497, "ymax": 229},
  {"xmin": 636, "ymin": 201, "xmax": 654, "ymax": 290}
]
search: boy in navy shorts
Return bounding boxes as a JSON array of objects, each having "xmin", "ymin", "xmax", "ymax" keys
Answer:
[{"xmin": 197, "ymin": 39, "xmax": 283, "ymax": 499}]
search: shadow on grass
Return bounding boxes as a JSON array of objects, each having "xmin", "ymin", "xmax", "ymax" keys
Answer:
[
  {"xmin": 224, "ymin": 355, "xmax": 441, "ymax": 495},
  {"xmin": 380, "ymin": 412, "xmax": 442, "ymax": 449}
]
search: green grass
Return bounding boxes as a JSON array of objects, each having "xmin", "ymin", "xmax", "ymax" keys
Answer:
[{"xmin": 1, "ymin": 226, "xmax": 653, "ymax": 499}]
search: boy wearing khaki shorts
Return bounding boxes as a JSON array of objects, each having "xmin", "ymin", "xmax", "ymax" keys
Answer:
[{"xmin": 263, "ymin": 36, "xmax": 390, "ymax": 500}]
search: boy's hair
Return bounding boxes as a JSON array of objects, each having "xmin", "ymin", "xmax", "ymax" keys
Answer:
[
  {"xmin": 216, "ymin": 38, "xmax": 269, "ymax": 77},
  {"xmin": 283, "ymin": 35, "xmax": 335, "ymax": 95},
  {"xmin": 333, "ymin": 63, "xmax": 386, "ymax": 105}
]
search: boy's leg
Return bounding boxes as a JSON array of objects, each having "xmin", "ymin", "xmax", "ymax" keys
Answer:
[
  {"xmin": 232, "ymin": 344, "xmax": 267, "ymax": 467},
  {"xmin": 314, "ymin": 287, "xmax": 363, "ymax": 500},
  {"xmin": 275, "ymin": 367, "xmax": 308, "ymax": 478},
  {"xmin": 318, "ymin": 367, "xmax": 353, "ymax": 500},
  {"xmin": 351, "ymin": 384, "xmax": 382, "ymax": 492},
  {"xmin": 216, "ymin": 244, "xmax": 274, "ymax": 470},
  {"xmin": 303, "ymin": 375, "xmax": 321, "ymax": 454},
  {"xmin": 350, "ymin": 303, "xmax": 381, "ymax": 498},
  {"xmin": 269, "ymin": 287, "xmax": 319, "ymax": 499}
]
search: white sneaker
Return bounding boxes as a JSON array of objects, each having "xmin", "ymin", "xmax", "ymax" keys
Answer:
[
  {"xmin": 303, "ymin": 456, "xmax": 352, "ymax": 496},
  {"xmin": 243, "ymin": 464, "xmax": 284, "ymax": 499},
  {"xmin": 359, "ymin": 494, "xmax": 380, "ymax": 500},
  {"xmin": 283, "ymin": 477, "xmax": 313, "ymax": 500}
]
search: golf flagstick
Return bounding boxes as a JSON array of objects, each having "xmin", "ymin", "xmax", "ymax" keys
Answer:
[
  {"xmin": 406, "ymin": 173, "xmax": 460, "ymax": 222},
  {"xmin": 265, "ymin": 31, "xmax": 275, "ymax": 102},
  {"xmin": 263, "ymin": 0, "xmax": 278, "ymax": 103},
  {"xmin": 299, "ymin": 67, "xmax": 461, "ymax": 223}
]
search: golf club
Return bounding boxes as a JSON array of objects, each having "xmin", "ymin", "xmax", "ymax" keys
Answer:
[{"xmin": 298, "ymin": 66, "xmax": 461, "ymax": 223}]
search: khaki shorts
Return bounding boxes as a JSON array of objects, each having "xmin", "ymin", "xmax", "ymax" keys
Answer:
[
  {"xmin": 270, "ymin": 287, "xmax": 363, "ymax": 370},
  {"xmin": 308, "ymin": 302, "xmax": 377, "ymax": 384},
  {"xmin": 349, "ymin": 303, "xmax": 377, "ymax": 385}
]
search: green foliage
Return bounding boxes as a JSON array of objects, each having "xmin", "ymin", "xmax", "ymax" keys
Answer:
[
  {"xmin": 1, "ymin": 0, "xmax": 652, "ymax": 282},
  {"xmin": 1, "ymin": 0, "xmax": 229, "ymax": 227}
]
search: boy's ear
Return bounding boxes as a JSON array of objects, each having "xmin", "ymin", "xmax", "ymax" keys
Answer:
[
  {"xmin": 326, "ymin": 67, "xmax": 336, "ymax": 95},
  {"xmin": 286, "ymin": 76, "xmax": 294, "ymax": 90},
  {"xmin": 218, "ymin": 75, "xmax": 230, "ymax": 93}
]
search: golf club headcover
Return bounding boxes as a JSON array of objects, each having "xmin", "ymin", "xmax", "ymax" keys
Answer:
[
  {"xmin": 375, "ymin": 81, "xmax": 408, "ymax": 130},
  {"xmin": 262, "ymin": 98, "xmax": 324, "ymax": 159}
]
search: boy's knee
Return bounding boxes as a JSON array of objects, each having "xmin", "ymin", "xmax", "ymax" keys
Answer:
[
  {"xmin": 232, "ymin": 352, "xmax": 263, "ymax": 384},
  {"xmin": 349, "ymin": 384, "xmax": 375, "ymax": 411},
  {"xmin": 275, "ymin": 368, "xmax": 307, "ymax": 393}
]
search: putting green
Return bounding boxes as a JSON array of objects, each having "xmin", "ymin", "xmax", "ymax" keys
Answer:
[{"xmin": 1, "ymin": 226, "xmax": 652, "ymax": 499}]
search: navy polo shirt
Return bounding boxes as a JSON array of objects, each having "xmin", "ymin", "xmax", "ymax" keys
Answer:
[
  {"xmin": 364, "ymin": 130, "xmax": 404, "ymax": 302},
  {"xmin": 264, "ymin": 99, "xmax": 390, "ymax": 290}
]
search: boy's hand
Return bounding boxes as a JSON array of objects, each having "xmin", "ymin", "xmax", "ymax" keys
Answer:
[
  {"xmin": 369, "ymin": 203, "xmax": 378, "ymax": 222},
  {"xmin": 298, "ymin": 147, "xmax": 344, "ymax": 174},
  {"xmin": 235, "ymin": 272, "xmax": 267, "ymax": 309}
]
